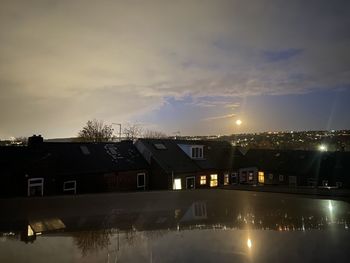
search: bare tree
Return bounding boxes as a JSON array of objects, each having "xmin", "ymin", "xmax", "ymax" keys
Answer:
[
  {"xmin": 77, "ymin": 119, "xmax": 114, "ymax": 142},
  {"xmin": 123, "ymin": 123, "xmax": 143, "ymax": 140},
  {"xmin": 73, "ymin": 229, "xmax": 112, "ymax": 256},
  {"xmin": 143, "ymin": 129, "xmax": 167, "ymax": 139}
]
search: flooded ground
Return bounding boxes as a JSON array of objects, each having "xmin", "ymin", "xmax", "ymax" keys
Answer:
[{"xmin": 1, "ymin": 190, "xmax": 350, "ymax": 262}]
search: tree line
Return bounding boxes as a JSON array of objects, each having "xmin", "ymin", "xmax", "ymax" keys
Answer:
[{"xmin": 77, "ymin": 119, "xmax": 167, "ymax": 142}]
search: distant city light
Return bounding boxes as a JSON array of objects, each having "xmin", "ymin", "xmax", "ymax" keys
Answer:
[
  {"xmin": 236, "ymin": 119, "xmax": 242, "ymax": 126},
  {"xmin": 247, "ymin": 238, "xmax": 252, "ymax": 249},
  {"xmin": 318, "ymin": 144, "xmax": 328, "ymax": 151}
]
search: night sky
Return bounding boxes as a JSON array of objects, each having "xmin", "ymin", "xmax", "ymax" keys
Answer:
[{"xmin": 0, "ymin": 0, "xmax": 349, "ymax": 138}]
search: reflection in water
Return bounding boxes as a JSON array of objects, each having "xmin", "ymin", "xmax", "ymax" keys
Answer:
[
  {"xmin": 73, "ymin": 229, "xmax": 112, "ymax": 256},
  {"xmin": 247, "ymin": 238, "xmax": 252, "ymax": 249},
  {"xmin": 1, "ymin": 191, "xmax": 350, "ymax": 262}
]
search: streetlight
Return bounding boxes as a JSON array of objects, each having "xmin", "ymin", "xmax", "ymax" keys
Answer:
[
  {"xmin": 112, "ymin": 123, "xmax": 122, "ymax": 142},
  {"xmin": 318, "ymin": 144, "xmax": 327, "ymax": 152}
]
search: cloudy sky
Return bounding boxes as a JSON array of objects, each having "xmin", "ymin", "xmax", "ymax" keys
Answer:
[{"xmin": 0, "ymin": 0, "xmax": 349, "ymax": 138}]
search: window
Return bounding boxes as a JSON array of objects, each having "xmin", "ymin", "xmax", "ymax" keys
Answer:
[
  {"xmin": 279, "ymin": 174, "xmax": 284, "ymax": 182},
  {"xmin": 154, "ymin": 143, "xmax": 167, "ymax": 150},
  {"xmin": 289, "ymin": 176, "xmax": 297, "ymax": 186},
  {"xmin": 186, "ymin": 177, "xmax": 195, "ymax": 189},
  {"xmin": 80, "ymin": 145, "xmax": 90, "ymax": 155},
  {"xmin": 269, "ymin": 174, "xmax": 274, "ymax": 180},
  {"xmin": 248, "ymin": 171, "xmax": 254, "ymax": 181},
  {"xmin": 200, "ymin": 175, "xmax": 207, "ymax": 185},
  {"xmin": 193, "ymin": 202, "xmax": 207, "ymax": 218},
  {"xmin": 63, "ymin": 180, "xmax": 76, "ymax": 194},
  {"xmin": 231, "ymin": 172, "xmax": 238, "ymax": 184},
  {"xmin": 173, "ymin": 178, "xmax": 182, "ymax": 190},
  {"xmin": 191, "ymin": 146, "xmax": 203, "ymax": 159},
  {"xmin": 137, "ymin": 173, "xmax": 146, "ymax": 190},
  {"xmin": 224, "ymin": 173, "xmax": 229, "ymax": 185},
  {"xmin": 258, "ymin": 171, "xmax": 264, "ymax": 184},
  {"xmin": 210, "ymin": 174, "xmax": 218, "ymax": 187},
  {"xmin": 28, "ymin": 178, "xmax": 44, "ymax": 197}
]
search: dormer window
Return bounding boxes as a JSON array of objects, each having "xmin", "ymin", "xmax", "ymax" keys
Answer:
[{"xmin": 191, "ymin": 146, "xmax": 203, "ymax": 159}]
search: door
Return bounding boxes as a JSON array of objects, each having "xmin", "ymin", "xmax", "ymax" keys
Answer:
[
  {"xmin": 137, "ymin": 173, "xmax": 146, "ymax": 190},
  {"xmin": 28, "ymin": 178, "xmax": 44, "ymax": 197},
  {"xmin": 186, "ymin": 176, "xmax": 195, "ymax": 190}
]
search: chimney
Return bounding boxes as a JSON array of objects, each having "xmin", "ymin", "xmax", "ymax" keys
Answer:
[{"xmin": 28, "ymin": 134, "xmax": 44, "ymax": 148}]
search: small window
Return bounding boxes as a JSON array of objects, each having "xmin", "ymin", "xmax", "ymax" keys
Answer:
[
  {"xmin": 194, "ymin": 202, "xmax": 207, "ymax": 218},
  {"xmin": 154, "ymin": 143, "xmax": 167, "ymax": 150},
  {"xmin": 200, "ymin": 175, "xmax": 207, "ymax": 185},
  {"xmin": 173, "ymin": 178, "xmax": 182, "ymax": 190},
  {"xmin": 258, "ymin": 171, "xmax": 264, "ymax": 184},
  {"xmin": 63, "ymin": 180, "xmax": 76, "ymax": 194},
  {"xmin": 248, "ymin": 172, "xmax": 254, "ymax": 181},
  {"xmin": 224, "ymin": 173, "xmax": 229, "ymax": 185},
  {"xmin": 210, "ymin": 174, "xmax": 218, "ymax": 187},
  {"xmin": 107, "ymin": 146, "xmax": 118, "ymax": 155},
  {"xmin": 279, "ymin": 175, "xmax": 284, "ymax": 182},
  {"xmin": 137, "ymin": 173, "xmax": 146, "ymax": 189},
  {"xmin": 80, "ymin": 145, "xmax": 90, "ymax": 155},
  {"xmin": 191, "ymin": 146, "xmax": 203, "ymax": 159},
  {"xmin": 28, "ymin": 178, "xmax": 44, "ymax": 197},
  {"xmin": 269, "ymin": 174, "xmax": 274, "ymax": 180}
]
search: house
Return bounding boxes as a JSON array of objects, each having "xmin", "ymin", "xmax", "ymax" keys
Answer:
[
  {"xmin": 0, "ymin": 135, "xmax": 150, "ymax": 197},
  {"xmin": 134, "ymin": 139, "xmax": 234, "ymax": 190},
  {"xmin": 232, "ymin": 147, "xmax": 350, "ymax": 187}
]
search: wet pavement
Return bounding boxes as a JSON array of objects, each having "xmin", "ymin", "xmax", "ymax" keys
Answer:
[{"xmin": 1, "ymin": 189, "xmax": 350, "ymax": 262}]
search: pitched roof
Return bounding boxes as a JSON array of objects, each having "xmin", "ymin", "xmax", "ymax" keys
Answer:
[
  {"xmin": 0, "ymin": 141, "xmax": 149, "ymax": 177},
  {"xmin": 136, "ymin": 139, "xmax": 199, "ymax": 174},
  {"xmin": 175, "ymin": 139, "xmax": 234, "ymax": 170},
  {"xmin": 234, "ymin": 148, "xmax": 324, "ymax": 177},
  {"xmin": 136, "ymin": 139, "xmax": 234, "ymax": 174},
  {"xmin": 41, "ymin": 141, "xmax": 148, "ymax": 175}
]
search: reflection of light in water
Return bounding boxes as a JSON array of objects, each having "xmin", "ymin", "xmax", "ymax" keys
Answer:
[
  {"xmin": 328, "ymin": 201, "xmax": 333, "ymax": 213},
  {"xmin": 247, "ymin": 238, "xmax": 252, "ymax": 249},
  {"xmin": 27, "ymin": 225, "xmax": 34, "ymax": 237}
]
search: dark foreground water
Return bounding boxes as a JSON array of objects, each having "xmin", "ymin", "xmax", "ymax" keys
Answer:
[{"xmin": 1, "ymin": 190, "xmax": 350, "ymax": 262}]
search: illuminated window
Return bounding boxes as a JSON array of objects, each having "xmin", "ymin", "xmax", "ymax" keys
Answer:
[
  {"xmin": 173, "ymin": 178, "xmax": 182, "ymax": 190},
  {"xmin": 224, "ymin": 173, "xmax": 229, "ymax": 185},
  {"xmin": 210, "ymin": 174, "xmax": 218, "ymax": 187},
  {"xmin": 27, "ymin": 225, "xmax": 34, "ymax": 237},
  {"xmin": 200, "ymin": 176, "xmax": 207, "ymax": 185},
  {"xmin": 258, "ymin": 171, "xmax": 265, "ymax": 184}
]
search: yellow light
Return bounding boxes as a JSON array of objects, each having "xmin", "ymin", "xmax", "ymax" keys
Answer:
[
  {"xmin": 258, "ymin": 171, "xmax": 264, "ymax": 184},
  {"xmin": 236, "ymin": 119, "xmax": 242, "ymax": 126},
  {"xmin": 210, "ymin": 174, "xmax": 218, "ymax": 187},
  {"xmin": 27, "ymin": 225, "xmax": 34, "ymax": 237},
  {"xmin": 247, "ymin": 238, "xmax": 252, "ymax": 249},
  {"xmin": 200, "ymin": 175, "xmax": 207, "ymax": 185}
]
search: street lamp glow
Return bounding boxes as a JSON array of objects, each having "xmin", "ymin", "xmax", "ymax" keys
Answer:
[
  {"xmin": 318, "ymin": 144, "xmax": 327, "ymax": 151},
  {"xmin": 236, "ymin": 119, "xmax": 242, "ymax": 126},
  {"xmin": 247, "ymin": 238, "xmax": 252, "ymax": 249}
]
